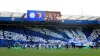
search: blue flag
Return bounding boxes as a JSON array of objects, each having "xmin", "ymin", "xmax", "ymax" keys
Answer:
[{"xmin": 27, "ymin": 10, "xmax": 45, "ymax": 21}]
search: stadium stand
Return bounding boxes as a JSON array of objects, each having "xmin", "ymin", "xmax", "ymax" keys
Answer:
[
  {"xmin": 0, "ymin": 25, "xmax": 99, "ymax": 49},
  {"xmin": 0, "ymin": 11, "xmax": 99, "ymax": 49}
]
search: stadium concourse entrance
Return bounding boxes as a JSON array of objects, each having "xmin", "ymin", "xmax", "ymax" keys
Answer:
[{"xmin": 0, "ymin": 22, "xmax": 100, "ymax": 49}]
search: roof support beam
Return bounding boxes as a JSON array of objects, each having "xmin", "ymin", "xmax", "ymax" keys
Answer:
[
  {"xmin": 86, "ymin": 16, "xmax": 94, "ymax": 20},
  {"xmin": 67, "ymin": 15, "xmax": 73, "ymax": 20},
  {"xmin": 22, "ymin": 13, "xmax": 26, "ymax": 18},
  {"xmin": 76, "ymin": 16, "xmax": 84, "ymax": 20},
  {"xmin": 11, "ymin": 13, "xmax": 13, "ymax": 17}
]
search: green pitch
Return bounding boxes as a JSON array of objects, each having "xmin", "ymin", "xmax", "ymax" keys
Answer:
[{"xmin": 0, "ymin": 48, "xmax": 100, "ymax": 56}]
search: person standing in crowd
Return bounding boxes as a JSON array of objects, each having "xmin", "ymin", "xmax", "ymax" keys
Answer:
[
  {"xmin": 7, "ymin": 37, "xmax": 12, "ymax": 49},
  {"xmin": 71, "ymin": 42, "xmax": 76, "ymax": 49},
  {"xmin": 65, "ymin": 43, "xmax": 69, "ymax": 50}
]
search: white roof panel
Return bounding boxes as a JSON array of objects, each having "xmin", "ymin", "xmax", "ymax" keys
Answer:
[
  {"xmin": 68, "ymin": 15, "xmax": 81, "ymax": 20},
  {"xmin": 11, "ymin": 13, "xmax": 24, "ymax": 18},
  {"xmin": 0, "ymin": 12, "xmax": 12, "ymax": 17},
  {"xmin": 60, "ymin": 15, "xmax": 72, "ymax": 19},
  {"xmin": 79, "ymin": 16, "xmax": 90, "ymax": 20}
]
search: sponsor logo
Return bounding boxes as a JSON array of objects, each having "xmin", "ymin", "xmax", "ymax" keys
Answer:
[
  {"xmin": 37, "ymin": 12, "xmax": 42, "ymax": 18},
  {"xmin": 29, "ymin": 12, "xmax": 35, "ymax": 18}
]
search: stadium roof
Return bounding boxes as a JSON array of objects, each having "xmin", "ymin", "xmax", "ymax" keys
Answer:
[
  {"xmin": 0, "ymin": 12, "xmax": 100, "ymax": 20},
  {"xmin": 0, "ymin": 12, "xmax": 26, "ymax": 18},
  {"xmin": 60, "ymin": 15, "xmax": 100, "ymax": 20}
]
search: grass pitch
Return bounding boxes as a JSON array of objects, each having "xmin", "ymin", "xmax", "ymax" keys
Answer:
[{"xmin": 0, "ymin": 48, "xmax": 100, "ymax": 56}]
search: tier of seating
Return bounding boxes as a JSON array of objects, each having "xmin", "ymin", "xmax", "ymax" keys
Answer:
[
  {"xmin": 0, "ymin": 26, "xmax": 99, "ymax": 47},
  {"xmin": 88, "ymin": 29, "xmax": 100, "ymax": 42}
]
